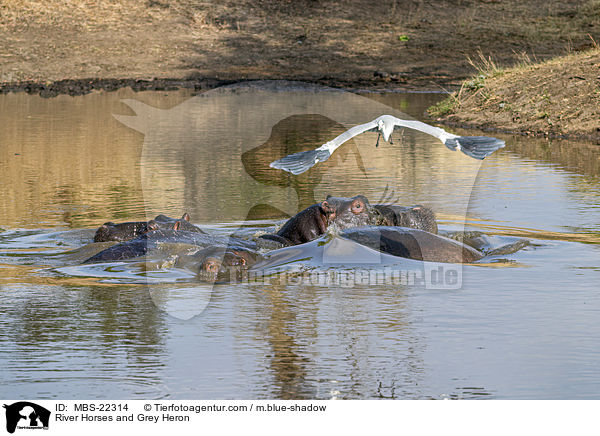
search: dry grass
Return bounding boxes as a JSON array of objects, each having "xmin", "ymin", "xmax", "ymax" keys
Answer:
[
  {"xmin": 429, "ymin": 47, "xmax": 600, "ymax": 139},
  {"xmin": 1, "ymin": 0, "xmax": 149, "ymax": 27}
]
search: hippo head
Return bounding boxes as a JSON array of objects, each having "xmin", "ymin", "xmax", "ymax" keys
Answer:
[
  {"xmin": 93, "ymin": 221, "xmax": 149, "ymax": 242},
  {"xmin": 146, "ymin": 213, "xmax": 204, "ymax": 234},
  {"xmin": 197, "ymin": 248, "xmax": 258, "ymax": 282},
  {"xmin": 322, "ymin": 195, "xmax": 373, "ymax": 230}
]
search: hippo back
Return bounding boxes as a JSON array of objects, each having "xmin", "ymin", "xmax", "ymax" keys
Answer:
[
  {"xmin": 341, "ymin": 226, "xmax": 482, "ymax": 263},
  {"xmin": 372, "ymin": 205, "xmax": 438, "ymax": 234}
]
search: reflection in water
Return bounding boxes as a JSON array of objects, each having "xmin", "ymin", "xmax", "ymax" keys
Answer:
[
  {"xmin": 1, "ymin": 83, "xmax": 600, "ymax": 399},
  {"xmin": 245, "ymin": 282, "xmax": 426, "ymax": 400},
  {"xmin": 1, "ymin": 284, "xmax": 167, "ymax": 398},
  {"xmin": 508, "ymin": 135, "xmax": 600, "ymax": 180},
  {"xmin": 262, "ymin": 286, "xmax": 313, "ymax": 399},
  {"xmin": 0, "ymin": 89, "xmax": 193, "ymax": 228},
  {"xmin": 242, "ymin": 114, "xmax": 366, "ymax": 213},
  {"xmin": 112, "ymin": 81, "xmax": 482, "ymax": 226}
]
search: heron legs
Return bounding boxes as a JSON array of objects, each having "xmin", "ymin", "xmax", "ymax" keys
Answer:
[{"xmin": 375, "ymin": 132, "xmax": 396, "ymax": 146}]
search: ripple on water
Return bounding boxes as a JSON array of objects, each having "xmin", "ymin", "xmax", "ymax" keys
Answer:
[{"xmin": 1, "ymin": 87, "xmax": 600, "ymax": 399}]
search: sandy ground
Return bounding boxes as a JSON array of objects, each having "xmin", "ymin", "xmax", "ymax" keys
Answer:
[{"xmin": 1, "ymin": 0, "xmax": 599, "ymax": 136}]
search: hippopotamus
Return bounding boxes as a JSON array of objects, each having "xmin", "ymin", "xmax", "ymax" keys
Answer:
[
  {"xmin": 152, "ymin": 213, "xmax": 204, "ymax": 234},
  {"xmin": 93, "ymin": 213, "xmax": 203, "ymax": 242},
  {"xmin": 371, "ymin": 204, "xmax": 438, "ymax": 234},
  {"xmin": 84, "ymin": 227, "xmax": 255, "ymax": 263},
  {"xmin": 176, "ymin": 246, "xmax": 262, "ymax": 282},
  {"xmin": 259, "ymin": 194, "xmax": 438, "ymax": 247},
  {"xmin": 259, "ymin": 195, "xmax": 371, "ymax": 246},
  {"xmin": 340, "ymin": 226, "xmax": 483, "ymax": 263},
  {"xmin": 93, "ymin": 220, "xmax": 148, "ymax": 242}
]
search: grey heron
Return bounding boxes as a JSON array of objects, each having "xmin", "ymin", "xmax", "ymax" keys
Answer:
[{"xmin": 269, "ymin": 115, "xmax": 505, "ymax": 175}]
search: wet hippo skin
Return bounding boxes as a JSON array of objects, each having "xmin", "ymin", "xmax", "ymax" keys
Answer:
[
  {"xmin": 371, "ymin": 204, "xmax": 438, "ymax": 234},
  {"xmin": 179, "ymin": 246, "xmax": 262, "ymax": 282},
  {"xmin": 93, "ymin": 213, "xmax": 203, "ymax": 242},
  {"xmin": 84, "ymin": 229, "xmax": 255, "ymax": 263},
  {"xmin": 260, "ymin": 195, "xmax": 370, "ymax": 246},
  {"xmin": 93, "ymin": 220, "xmax": 149, "ymax": 242},
  {"xmin": 340, "ymin": 226, "xmax": 483, "ymax": 263}
]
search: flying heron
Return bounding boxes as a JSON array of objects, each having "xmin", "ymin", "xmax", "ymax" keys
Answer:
[{"xmin": 269, "ymin": 115, "xmax": 505, "ymax": 175}]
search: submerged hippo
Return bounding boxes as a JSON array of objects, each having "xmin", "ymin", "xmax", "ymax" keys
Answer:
[
  {"xmin": 152, "ymin": 213, "xmax": 204, "ymax": 234},
  {"xmin": 371, "ymin": 204, "xmax": 438, "ymax": 234},
  {"xmin": 93, "ymin": 213, "xmax": 203, "ymax": 242},
  {"xmin": 340, "ymin": 226, "xmax": 483, "ymax": 263},
  {"xmin": 259, "ymin": 195, "xmax": 371, "ymax": 246},
  {"xmin": 84, "ymin": 227, "xmax": 255, "ymax": 264},
  {"xmin": 177, "ymin": 246, "xmax": 262, "ymax": 282},
  {"xmin": 93, "ymin": 220, "xmax": 148, "ymax": 242}
]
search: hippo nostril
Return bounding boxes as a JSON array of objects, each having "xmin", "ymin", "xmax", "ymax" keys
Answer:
[{"xmin": 203, "ymin": 259, "xmax": 221, "ymax": 273}]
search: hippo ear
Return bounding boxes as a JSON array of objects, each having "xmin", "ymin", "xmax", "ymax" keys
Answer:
[
  {"xmin": 326, "ymin": 195, "xmax": 333, "ymax": 200},
  {"xmin": 147, "ymin": 220, "xmax": 160, "ymax": 232},
  {"xmin": 358, "ymin": 195, "xmax": 370, "ymax": 205},
  {"xmin": 181, "ymin": 213, "xmax": 191, "ymax": 221},
  {"xmin": 230, "ymin": 250, "xmax": 246, "ymax": 265},
  {"xmin": 320, "ymin": 200, "xmax": 332, "ymax": 213},
  {"xmin": 173, "ymin": 221, "xmax": 181, "ymax": 231}
]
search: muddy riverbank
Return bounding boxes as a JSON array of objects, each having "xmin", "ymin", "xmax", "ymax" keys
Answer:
[{"xmin": 428, "ymin": 48, "xmax": 600, "ymax": 142}]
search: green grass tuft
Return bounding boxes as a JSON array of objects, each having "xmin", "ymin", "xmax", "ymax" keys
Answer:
[{"xmin": 427, "ymin": 95, "xmax": 459, "ymax": 117}]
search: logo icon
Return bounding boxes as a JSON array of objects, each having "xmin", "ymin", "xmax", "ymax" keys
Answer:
[{"xmin": 3, "ymin": 402, "xmax": 50, "ymax": 434}]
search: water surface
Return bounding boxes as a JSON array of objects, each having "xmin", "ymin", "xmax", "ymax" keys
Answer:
[{"xmin": 1, "ymin": 82, "xmax": 599, "ymax": 399}]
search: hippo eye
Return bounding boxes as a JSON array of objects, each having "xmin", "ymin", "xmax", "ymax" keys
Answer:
[
  {"xmin": 352, "ymin": 201, "xmax": 364, "ymax": 213},
  {"xmin": 203, "ymin": 260, "xmax": 220, "ymax": 272}
]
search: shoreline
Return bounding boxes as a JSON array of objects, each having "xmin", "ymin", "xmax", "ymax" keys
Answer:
[
  {"xmin": 3, "ymin": 1, "xmax": 599, "ymax": 140},
  {"xmin": 3, "ymin": 74, "xmax": 598, "ymax": 143},
  {"xmin": 0, "ymin": 75, "xmax": 459, "ymax": 98},
  {"xmin": 432, "ymin": 119, "xmax": 600, "ymax": 145}
]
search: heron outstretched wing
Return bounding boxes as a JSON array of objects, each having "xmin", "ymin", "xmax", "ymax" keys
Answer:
[
  {"xmin": 386, "ymin": 116, "xmax": 505, "ymax": 159},
  {"xmin": 269, "ymin": 119, "xmax": 378, "ymax": 175},
  {"xmin": 317, "ymin": 119, "xmax": 380, "ymax": 154},
  {"xmin": 387, "ymin": 116, "xmax": 451, "ymax": 141}
]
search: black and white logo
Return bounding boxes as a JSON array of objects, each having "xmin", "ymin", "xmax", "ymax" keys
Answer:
[{"xmin": 3, "ymin": 402, "xmax": 50, "ymax": 434}]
